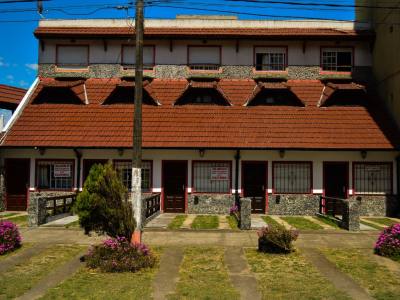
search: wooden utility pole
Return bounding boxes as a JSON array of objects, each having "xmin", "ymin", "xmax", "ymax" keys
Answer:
[{"xmin": 131, "ymin": 0, "xmax": 144, "ymax": 244}]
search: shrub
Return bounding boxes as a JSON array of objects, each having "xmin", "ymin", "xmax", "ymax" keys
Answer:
[
  {"xmin": 374, "ymin": 223, "xmax": 400, "ymax": 261},
  {"xmin": 74, "ymin": 163, "xmax": 135, "ymax": 240},
  {"xmin": 257, "ymin": 224, "xmax": 299, "ymax": 254},
  {"xmin": 84, "ymin": 236, "xmax": 156, "ymax": 272},
  {"xmin": 0, "ymin": 220, "xmax": 22, "ymax": 255}
]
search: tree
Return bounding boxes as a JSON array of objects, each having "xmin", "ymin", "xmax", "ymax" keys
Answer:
[{"xmin": 74, "ymin": 163, "xmax": 136, "ymax": 239}]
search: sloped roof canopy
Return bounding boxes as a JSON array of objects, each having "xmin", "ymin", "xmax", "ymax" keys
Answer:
[
  {"xmin": 319, "ymin": 82, "xmax": 367, "ymax": 107},
  {"xmin": 32, "ymin": 79, "xmax": 86, "ymax": 105},
  {"xmin": 0, "ymin": 84, "xmax": 26, "ymax": 110}
]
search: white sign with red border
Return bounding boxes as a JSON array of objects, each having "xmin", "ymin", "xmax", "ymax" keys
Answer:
[
  {"xmin": 54, "ymin": 164, "xmax": 71, "ymax": 178},
  {"xmin": 210, "ymin": 167, "xmax": 229, "ymax": 181}
]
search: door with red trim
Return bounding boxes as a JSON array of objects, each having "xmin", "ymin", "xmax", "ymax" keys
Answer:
[
  {"xmin": 323, "ymin": 162, "xmax": 348, "ymax": 215},
  {"xmin": 5, "ymin": 159, "xmax": 30, "ymax": 211},
  {"xmin": 243, "ymin": 162, "xmax": 267, "ymax": 214},
  {"xmin": 163, "ymin": 161, "xmax": 187, "ymax": 213},
  {"xmin": 82, "ymin": 159, "xmax": 108, "ymax": 186}
]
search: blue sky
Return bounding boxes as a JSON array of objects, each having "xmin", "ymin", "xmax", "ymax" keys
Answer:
[{"xmin": 0, "ymin": 0, "xmax": 356, "ymax": 89}]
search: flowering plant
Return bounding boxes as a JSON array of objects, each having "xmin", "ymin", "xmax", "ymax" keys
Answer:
[
  {"xmin": 257, "ymin": 224, "xmax": 299, "ymax": 254},
  {"xmin": 84, "ymin": 236, "xmax": 155, "ymax": 272},
  {"xmin": 374, "ymin": 223, "xmax": 400, "ymax": 261},
  {"xmin": 229, "ymin": 204, "xmax": 239, "ymax": 215},
  {"xmin": 0, "ymin": 220, "xmax": 22, "ymax": 255}
]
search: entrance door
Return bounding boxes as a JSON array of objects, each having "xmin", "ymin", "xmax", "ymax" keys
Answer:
[
  {"xmin": 323, "ymin": 162, "xmax": 348, "ymax": 215},
  {"xmin": 82, "ymin": 159, "xmax": 108, "ymax": 185},
  {"xmin": 162, "ymin": 161, "xmax": 187, "ymax": 213},
  {"xmin": 242, "ymin": 162, "xmax": 267, "ymax": 214},
  {"xmin": 5, "ymin": 159, "xmax": 30, "ymax": 211}
]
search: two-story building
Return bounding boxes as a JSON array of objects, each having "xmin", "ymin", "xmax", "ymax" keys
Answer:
[{"xmin": 0, "ymin": 16, "xmax": 399, "ymax": 216}]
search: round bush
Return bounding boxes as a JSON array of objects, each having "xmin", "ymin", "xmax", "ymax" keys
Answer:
[
  {"xmin": 0, "ymin": 220, "xmax": 22, "ymax": 255},
  {"xmin": 84, "ymin": 236, "xmax": 156, "ymax": 272},
  {"xmin": 374, "ymin": 223, "xmax": 400, "ymax": 260},
  {"xmin": 257, "ymin": 224, "xmax": 299, "ymax": 254}
]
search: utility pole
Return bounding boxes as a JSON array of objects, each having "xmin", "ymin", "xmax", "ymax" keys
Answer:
[{"xmin": 131, "ymin": 0, "xmax": 144, "ymax": 244}]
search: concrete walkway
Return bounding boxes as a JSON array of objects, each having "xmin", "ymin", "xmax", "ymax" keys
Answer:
[
  {"xmin": 251, "ymin": 215, "xmax": 267, "ymax": 229},
  {"xmin": 146, "ymin": 213, "xmax": 178, "ymax": 229},
  {"xmin": 42, "ymin": 215, "xmax": 78, "ymax": 227}
]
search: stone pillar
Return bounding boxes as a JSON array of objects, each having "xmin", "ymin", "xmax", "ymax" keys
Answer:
[
  {"xmin": 239, "ymin": 197, "xmax": 251, "ymax": 230},
  {"xmin": 341, "ymin": 198, "xmax": 361, "ymax": 231},
  {"xmin": 28, "ymin": 194, "xmax": 47, "ymax": 227}
]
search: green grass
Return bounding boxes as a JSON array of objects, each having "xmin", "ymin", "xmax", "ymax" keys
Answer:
[
  {"xmin": 167, "ymin": 247, "xmax": 239, "ymax": 300},
  {"xmin": 167, "ymin": 215, "xmax": 187, "ymax": 229},
  {"xmin": 281, "ymin": 216, "xmax": 324, "ymax": 230},
  {"xmin": 0, "ymin": 243, "xmax": 32, "ymax": 261},
  {"xmin": 360, "ymin": 220, "xmax": 384, "ymax": 230},
  {"xmin": 3, "ymin": 215, "xmax": 28, "ymax": 227},
  {"xmin": 0, "ymin": 213, "xmax": 19, "ymax": 218},
  {"xmin": 0, "ymin": 244, "xmax": 86, "ymax": 299},
  {"xmin": 323, "ymin": 248, "xmax": 400, "ymax": 300},
  {"xmin": 261, "ymin": 216, "xmax": 283, "ymax": 228},
  {"xmin": 191, "ymin": 215, "xmax": 219, "ymax": 230},
  {"xmin": 245, "ymin": 249, "xmax": 350, "ymax": 300},
  {"xmin": 41, "ymin": 248, "xmax": 162, "ymax": 300},
  {"xmin": 364, "ymin": 218, "xmax": 398, "ymax": 227},
  {"xmin": 313, "ymin": 215, "xmax": 341, "ymax": 229},
  {"xmin": 65, "ymin": 220, "xmax": 80, "ymax": 229},
  {"xmin": 226, "ymin": 215, "xmax": 239, "ymax": 230}
]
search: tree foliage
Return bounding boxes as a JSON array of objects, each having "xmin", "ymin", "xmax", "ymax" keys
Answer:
[{"xmin": 74, "ymin": 163, "xmax": 135, "ymax": 239}]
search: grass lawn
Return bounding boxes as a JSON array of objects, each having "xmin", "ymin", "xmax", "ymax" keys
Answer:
[
  {"xmin": 0, "ymin": 243, "xmax": 32, "ymax": 261},
  {"xmin": 261, "ymin": 216, "xmax": 283, "ymax": 228},
  {"xmin": 323, "ymin": 248, "xmax": 400, "ymax": 300},
  {"xmin": 245, "ymin": 249, "xmax": 350, "ymax": 300},
  {"xmin": 42, "ymin": 249, "xmax": 162, "ymax": 300},
  {"xmin": 313, "ymin": 215, "xmax": 341, "ymax": 229},
  {"xmin": 3, "ymin": 215, "xmax": 28, "ymax": 227},
  {"xmin": 364, "ymin": 217, "xmax": 398, "ymax": 227},
  {"xmin": 281, "ymin": 216, "xmax": 324, "ymax": 230},
  {"xmin": 0, "ymin": 244, "xmax": 85, "ymax": 299},
  {"xmin": 360, "ymin": 220, "xmax": 384, "ymax": 230},
  {"xmin": 226, "ymin": 215, "xmax": 239, "ymax": 230},
  {"xmin": 191, "ymin": 215, "xmax": 219, "ymax": 230},
  {"xmin": 167, "ymin": 247, "xmax": 239, "ymax": 300},
  {"xmin": 0, "ymin": 213, "xmax": 19, "ymax": 218},
  {"xmin": 167, "ymin": 215, "xmax": 187, "ymax": 229}
]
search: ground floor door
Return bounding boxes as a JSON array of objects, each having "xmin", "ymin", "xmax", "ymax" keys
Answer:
[
  {"xmin": 82, "ymin": 159, "xmax": 108, "ymax": 185},
  {"xmin": 5, "ymin": 159, "xmax": 30, "ymax": 211},
  {"xmin": 162, "ymin": 161, "xmax": 187, "ymax": 213},
  {"xmin": 323, "ymin": 162, "xmax": 348, "ymax": 215},
  {"xmin": 242, "ymin": 161, "xmax": 267, "ymax": 214}
]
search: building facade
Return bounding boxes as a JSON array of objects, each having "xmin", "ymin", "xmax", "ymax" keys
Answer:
[{"xmin": 0, "ymin": 17, "xmax": 399, "ymax": 216}]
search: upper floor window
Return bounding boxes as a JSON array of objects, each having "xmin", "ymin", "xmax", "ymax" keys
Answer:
[
  {"xmin": 188, "ymin": 46, "xmax": 221, "ymax": 71},
  {"xmin": 56, "ymin": 45, "xmax": 89, "ymax": 69},
  {"xmin": 321, "ymin": 48, "xmax": 353, "ymax": 72},
  {"xmin": 121, "ymin": 45, "xmax": 155, "ymax": 70},
  {"xmin": 254, "ymin": 47, "xmax": 287, "ymax": 71}
]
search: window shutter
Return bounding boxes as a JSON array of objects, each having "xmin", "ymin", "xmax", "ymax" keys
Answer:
[
  {"xmin": 189, "ymin": 46, "xmax": 220, "ymax": 65},
  {"xmin": 57, "ymin": 46, "xmax": 88, "ymax": 67}
]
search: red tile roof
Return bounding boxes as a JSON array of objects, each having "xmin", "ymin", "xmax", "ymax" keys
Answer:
[
  {"xmin": 34, "ymin": 27, "xmax": 374, "ymax": 40},
  {"xmin": 1, "ymin": 78, "xmax": 398, "ymax": 150},
  {"xmin": 0, "ymin": 84, "xmax": 26, "ymax": 109}
]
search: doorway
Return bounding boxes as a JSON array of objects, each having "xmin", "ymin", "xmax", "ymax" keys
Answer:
[
  {"xmin": 162, "ymin": 161, "xmax": 187, "ymax": 213},
  {"xmin": 82, "ymin": 159, "xmax": 108, "ymax": 185},
  {"xmin": 323, "ymin": 162, "xmax": 349, "ymax": 215},
  {"xmin": 242, "ymin": 161, "xmax": 267, "ymax": 214},
  {"xmin": 5, "ymin": 159, "xmax": 30, "ymax": 211}
]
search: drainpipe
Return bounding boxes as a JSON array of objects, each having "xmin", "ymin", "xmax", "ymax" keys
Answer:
[
  {"xmin": 73, "ymin": 149, "xmax": 82, "ymax": 191},
  {"xmin": 234, "ymin": 149, "xmax": 241, "ymax": 207}
]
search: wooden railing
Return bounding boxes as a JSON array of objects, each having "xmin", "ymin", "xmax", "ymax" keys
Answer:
[
  {"xmin": 319, "ymin": 195, "xmax": 346, "ymax": 218},
  {"xmin": 45, "ymin": 194, "xmax": 77, "ymax": 217},
  {"xmin": 144, "ymin": 193, "xmax": 161, "ymax": 219}
]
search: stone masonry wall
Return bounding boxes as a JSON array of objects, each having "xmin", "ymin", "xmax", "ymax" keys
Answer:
[
  {"xmin": 0, "ymin": 172, "xmax": 5, "ymax": 212},
  {"xmin": 188, "ymin": 194, "xmax": 235, "ymax": 215},
  {"xmin": 350, "ymin": 195, "xmax": 399, "ymax": 217},
  {"xmin": 268, "ymin": 194, "xmax": 320, "ymax": 215}
]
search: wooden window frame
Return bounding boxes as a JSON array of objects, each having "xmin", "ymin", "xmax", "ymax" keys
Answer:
[
  {"xmin": 191, "ymin": 160, "xmax": 232, "ymax": 194},
  {"xmin": 187, "ymin": 45, "xmax": 222, "ymax": 73},
  {"xmin": 352, "ymin": 162, "xmax": 393, "ymax": 195},
  {"xmin": 55, "ymin": 44, "xmax": 90, "ymax": 72},
  {"xmin": 272, "ymin": 161, "xmax": 313, "ymax": 195},
  {"xmin": 253, "ymin": 45, "xmax": 288, "ymax": 73},
  {"xmin": 35, "ymin": 159, "xmax": 75, "ymax": 191}
]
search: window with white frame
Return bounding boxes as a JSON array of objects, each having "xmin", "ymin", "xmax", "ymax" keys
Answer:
[
  {"xmin": 114, "ymin": 160, "xmax": 152, "ymax": 191},
  {"xmin": 121, "ymin": 45, "xmax": 155, "ymax": 70},
  {"xmin": 255, "ymin": 47, "xmax": 287, "ymax": 71},
  {"xmin": 193, "ymin": 161, "xmax": 231, "ymax": 193},
  {"xmin": 56, "ymin": 45, "xmax": 89, "ymax": 69},
  {"xmin": 273, "ymin": 162, "xmax": 312, "ymax": 194},
  {"xmin": 353, "ymin": 163, "xmax": 392, "ymax": 194},
  {"xmin": 321, "ymin": 48, "xmax": 353, "ymax": 72},
  {"xmin": 37, "ymin": 160, "xmax": 74, "ymax": 190},
  {"xmin": 188, "ymin": 46, "xmax": 221, "ymax": 71}
]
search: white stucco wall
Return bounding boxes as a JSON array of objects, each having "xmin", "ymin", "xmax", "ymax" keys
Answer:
[{"xmin": 1, "ymin": 148, "xmax": 397, "ymax": 195}]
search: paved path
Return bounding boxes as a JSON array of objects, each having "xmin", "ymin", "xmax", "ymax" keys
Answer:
[
  {"xmin": 218, "ymin": 215, "xmax": 231, "ymax": 230},
  {"xmin": 304, "ymin": 216, "xmax": 334, "ymax": 229},
  {"xmin": 152, "ymin": 247, "xmax": 184, "ymax": 300},
  {"xmin": 270, "ymin": 215, "xmax": 292, "ymax": 229},
  {"xmin": 301, "ymin": 248, "xmax": 374, "ymax": 300},
  {"xmin": 0, "ymin": 244, "xmax": 50, "ymax": 273},
  {"xmin": 181, "ymin": 214, "xmax": 196, "ymax": 229},
  {"xmin": 42, "ymin": 215, "xmax": 78, "ymax": 227},
  {"xmin": 251, "ymin": 215, "xmax": 266, "ymax": 229},
  {"xmin": 146, "ymin": 213, "xmax": 178, "ymax": 229},
  {"xmin": 225, "ymin": 247, "xmax": 261, "ymax": 300}
]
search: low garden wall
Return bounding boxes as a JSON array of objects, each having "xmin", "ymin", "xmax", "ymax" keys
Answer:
[
  {"xmin": 268, "ymin": 194, "xmax": 320, "ymax": 215},
  {"xmin": 351, "ymin": 195, "xmax": 399, "ymax": 217},
  {"xmin": 188, "ymin": 194, "xmax": 235, "ymax": 215}
]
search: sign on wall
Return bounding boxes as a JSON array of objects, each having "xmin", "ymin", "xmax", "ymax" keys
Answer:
[
  {"xmin": 210, "ymin": 166, "xmax": 229, "ymax": 181},
  {"xmin": 54, "ymin": 164, "xmax": 71, "ymax": 178}
]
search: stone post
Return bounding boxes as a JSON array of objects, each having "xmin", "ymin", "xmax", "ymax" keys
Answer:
[
  {"xmin": 341, "ymin": 197, "xmax": 361, "ymax": 231},
  {"xmin": 239, "ymin": 197, "xmax": 251, "ymax": 230},
  {"xmin": 28, "ymin": 194, "xmax": 47, "ymax": 227}
]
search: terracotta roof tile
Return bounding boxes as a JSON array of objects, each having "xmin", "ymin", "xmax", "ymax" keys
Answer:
[
  {"xmin": 0, "ymin": 84, "xmax": 26, "ymax": 109},
  {"xmin": 1, "ymin": 78, "xmax": 399, "ymax": 150}
]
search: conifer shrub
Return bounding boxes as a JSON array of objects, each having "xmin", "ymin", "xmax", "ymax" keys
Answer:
[
  {"xmin": 0, "ymin": 220, "xmax": 22, "ymax": 255},
  {"xmin": 257, "ymin": 224, "xmax": 299, "ymax": 254}
]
